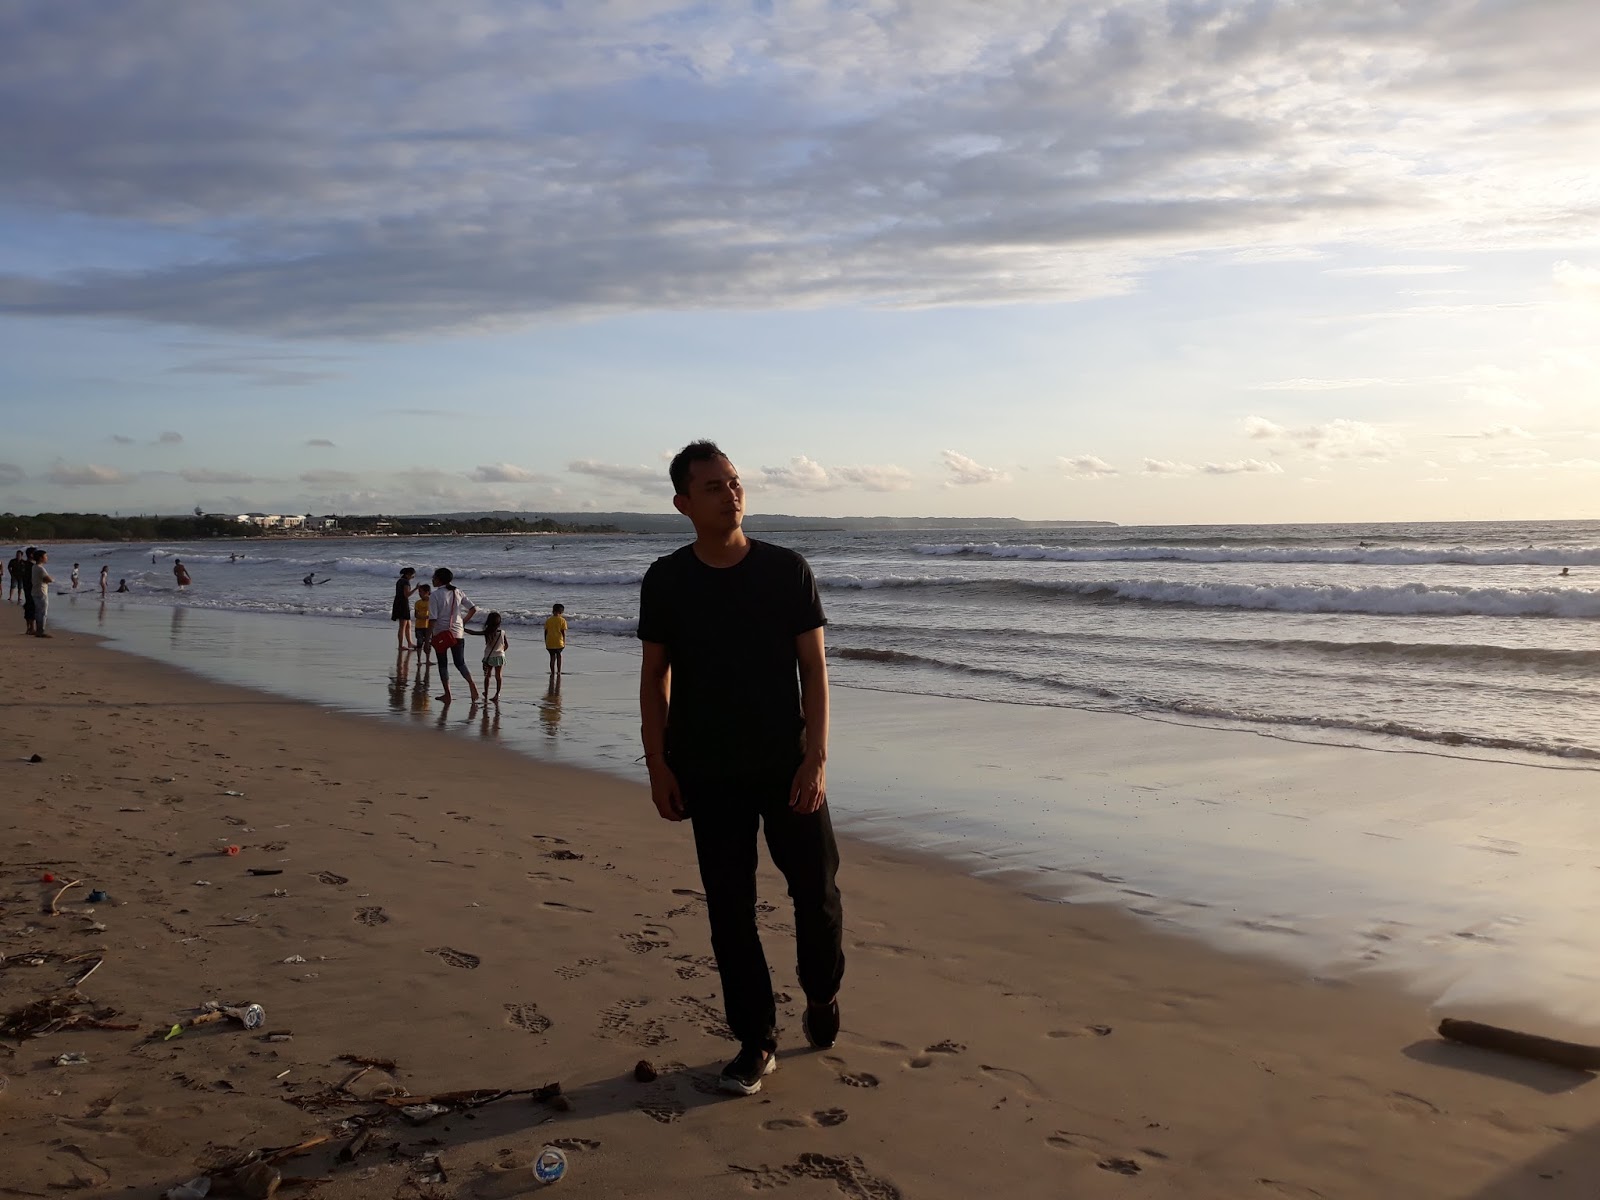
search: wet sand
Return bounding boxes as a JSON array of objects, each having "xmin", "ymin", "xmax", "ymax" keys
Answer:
[{"xmin": 5, "ymin": 627, "xmax": 1600, "ymax": 1198}]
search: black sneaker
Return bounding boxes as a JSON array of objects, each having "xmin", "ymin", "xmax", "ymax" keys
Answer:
[
  {"xmin": 802, "ymin": 998, "xmax": 840, "ymax": 1050},
  {"xmin": 718, "ymin": 1045, "xmax": 777, "ymax": 1095}
]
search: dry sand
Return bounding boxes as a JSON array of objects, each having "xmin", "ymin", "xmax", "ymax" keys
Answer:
[{"xmin": 3, "ymin": 628, "xmax": 1599, "ymax": 1199}]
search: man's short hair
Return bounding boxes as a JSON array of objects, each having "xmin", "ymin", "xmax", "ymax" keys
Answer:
[{"xmin": 669, "ymin": 440, "xmax": 728, "ymax": 495}]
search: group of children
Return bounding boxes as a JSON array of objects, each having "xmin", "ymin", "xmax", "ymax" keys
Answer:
[{"xmin": 393, "ymin": 565, "xmax": 568, "ymax": 705}]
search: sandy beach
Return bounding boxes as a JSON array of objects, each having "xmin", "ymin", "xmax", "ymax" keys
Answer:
[{"xmin": 5, "ymin": 628, "xmax": 1600, "ymax": 1199}]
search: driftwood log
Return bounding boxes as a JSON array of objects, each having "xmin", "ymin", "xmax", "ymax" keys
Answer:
[{"xmin": 1438, "ymin": 1018, "xmax": 1600, "ymax": 1072}]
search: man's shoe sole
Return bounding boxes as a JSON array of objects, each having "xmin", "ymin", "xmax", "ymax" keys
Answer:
[{"xmin": 718, "ymin": 1054, "xmax": 778, "ymax": 1095}]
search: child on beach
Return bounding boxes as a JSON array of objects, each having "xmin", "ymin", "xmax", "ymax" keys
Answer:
[
  {"xmin": 71, "ymin": 563, "xmax": 80, "ymax": 591},
  {"xmin": 544, "ymin": 603, "xmax": 567, "ymax": 677},
  {"xmin": 413, "ymin": 584, "xmax": 432, "ymax": 654},
  {"xmin": 115, "ymin": 579, "xmax": 129, "ymax": 593},
  {"xmin": 467, "ymin": 611, "xmax": 510, "ymax": 703}
]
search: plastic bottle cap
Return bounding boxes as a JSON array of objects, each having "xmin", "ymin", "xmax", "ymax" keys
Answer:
[
  {"xmin": 223, "ymin": 846, "xmax": 241, "ymax": 856},
  {"xmin": 534, "ymin": 1147, "xmax": 567, "ymax": 1184}
]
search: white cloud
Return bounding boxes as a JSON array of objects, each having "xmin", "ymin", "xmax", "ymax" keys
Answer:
[
  {"xmin": 1242, "ymin": 415, "xmax": 1400, "ymax": 460},
  {"xmin": 2, "ymin": 4, "xmax": 1597, "ymax": 337},
  {"xmin": 156, "ymin": 431, "xmax": 184, "ymax": 445},
  {"xmin": 833, "ymin": 464, "xmax": 914, "ymax": 492},
  {"xmin": 1553, "ymin": 260, "xmax": 1600, "ymax": 303},
  {"xmin": 1142, "ymin": 458, "xmax": 1196, "ymax": 475},
  {"xmin": 1324, "ymin": 265, "xmax": 1466, "ymax": 277},
  {"xmin": 1201, "ymin": 459, "xmax": 1283, "ymax": 475},
  {"xmin": 110, "ymin": 434, "xmax": 135, "ymax": 445},
  {"xmin": 305, "ymin": 438, "xmax": 336, "ymax": 448},
  {"xmin": 1452, "ymin": 424, "xmax": 1533, "ymax": 440},
  {"xmin": 940, "ymin": 450, "xmax": 1009, "ymax": 487},
  {"xmin": 469, "ymin": 463, "xmax": 540, "ymax": 483},
  {"xmin": 762, "ymin": 456, "xmax": 836, "ymax": 492},
  {"xmin": 1059, "ymin": 455, "xmax": 1118, "ymax": 478},
  {"xmin": 1248, "ymin": 378, "xmax": 1402, "ymax": 392},
  {"xmin": 45, "ymin": 463, "xmax": 131, "ymax": 486},
  {"xmin": 568, "ymin": 459, "xmax": 660, "ymax": 486},
  {"xmin": 181, "ymin": 468, "xmax": 259, "ymax": 484},
  {"xmin": 299, "ymin": 468, "xmax": 358, "ymax": 484}
]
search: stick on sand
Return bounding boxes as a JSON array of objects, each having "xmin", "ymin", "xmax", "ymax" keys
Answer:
[{"xmin": 1437, "ymin": 1018, "xmax": 1600, "ymax": 1072}]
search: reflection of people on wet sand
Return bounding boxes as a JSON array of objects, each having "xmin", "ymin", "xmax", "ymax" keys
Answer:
[
  {"xmin": 540, "ymin": 676, "xmax": 562, "ymax": 738},
  {"xmin": 173, "ymin": 559, "xmax": 191, "ymax": 588}
]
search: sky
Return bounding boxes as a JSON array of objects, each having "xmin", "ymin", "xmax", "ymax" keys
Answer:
[{"xmin": 2, "ymin": 0, "xmax": 1598, "ymax": 525}]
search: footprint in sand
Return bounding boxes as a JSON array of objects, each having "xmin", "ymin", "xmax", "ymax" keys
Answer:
[
  {"xmin": 619, "ymin": 924, "xmax": 673, "ymax": 954},
  {"xmin": 504, "ymin": 1002, "xmax": 552, "ymax": 1034},
  {"xmin": 549, "ymin": 1137, "xmax": 601, "ymax": 1152},
  {"xmin": 786, "ymin": 1152, "xmax": 903, "ymax": 1200},
  {"xmin": 597, "ymin": 998, "xmax": 673, "ymax": 1047},
  {"xmin": 354, "ymin": 906, "xmax": 389, "ymax": 926},
  {"xmin": 556, "ymin": 956, "xmax": 603, "ymax": 980},
  {"xmin": 542, "ymin": 900, "xmax": 595, "ymax": 914},
  {"xmin": 668, "ymin": 953, "xmax": 717, "ymax": 980},
  {"xmin": 316, "ymin": 871, "xmax": 349, "ymax": 886},
  {"xmin": 547, "ymin": 849, "xmax": 584, "ymax": 861},
  {"xmin": 925, "ymin": 1040, "xmax": 965, "ymax": 1055},
  {"xmin": 822, "ymin": 1057, "xmax": 879, "ymax": 1089},
  {"xmin": 1046, "ymin": 1025, "xmax": 1113, "ymax": 1039},
  {"xmin": 672, "ymin": 994, "xmax": 735, "ymax": 1041},
  {"xmin": 425, "ymin": 946, "xmax": 480, "ymax": 970},
  {"xmin": 763, "ymin": 1108, "xmax": 850, "ymax": 1132}
]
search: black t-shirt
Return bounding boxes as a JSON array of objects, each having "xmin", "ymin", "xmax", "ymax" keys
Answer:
[{"xmin": 638, "ymin": 539, "xmax": 826, "ymax": 777}]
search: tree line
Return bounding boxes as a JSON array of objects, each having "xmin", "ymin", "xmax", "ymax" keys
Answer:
[{"xmin": 0, "ymin": 513, "xmax": 619, "ymax": 541}]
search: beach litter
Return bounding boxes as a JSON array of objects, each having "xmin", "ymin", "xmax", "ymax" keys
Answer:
[
  {"xmin": 400, "ymin": 1102, "xmax": 449, "ymax": 1125},
  {"xmin": 86, "ymin": 889, "xmax": 109, "ymax": 904},
  {"xmin": 248, "ymin": 868, "xmax": 284, "ymax": 876},
  {"xmin": 223, "ymin": 789, "xmax": 246, "ymax": 797},
  {"xmin": 282, "ymin": 955, "xmax": 307, "ymax": 964},
  {"xmin": 165, "ymin": 1177, "xmax": 211, "ymax": 1200},
  {"xmin": 535, "ymin": 1146, "xmax": 569, "ymax": 1185},
  {"xmin": 53, "ymin": 1051, "xmax": 89, "ymax": 1066},
  {"xmin": 165, "ymin": 1001, "xmax": 267, "ymax": 1038},
  {"xmin": 223, "ymin": 845, "xmax": 242, "ymax": 857}
]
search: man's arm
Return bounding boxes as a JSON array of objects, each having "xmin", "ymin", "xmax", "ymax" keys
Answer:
[
  {"xmin": 639, "ymin": 640, "xmax": 684, "ymax": 820},
  {"xmin": 790, "ymin": 625, "xmax": 829, "ymax": 814}
]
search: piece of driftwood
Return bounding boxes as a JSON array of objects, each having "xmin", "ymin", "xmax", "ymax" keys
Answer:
[
  {"xmin": 48, "ymin": 879, "xmax": 84, "ymax": 915},
  {"xmin": 1438, "ymin": 1018, "xmax": 1600, "ymax": 1071}
]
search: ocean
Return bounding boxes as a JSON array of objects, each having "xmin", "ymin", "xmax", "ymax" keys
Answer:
[
  {"xmin": 41, "ymin": 518, "xmax": 1600, "ymax": 1024},
  {"xmin": 72, "ymin": 517, "xmax": 1600, "ymax": 766}
]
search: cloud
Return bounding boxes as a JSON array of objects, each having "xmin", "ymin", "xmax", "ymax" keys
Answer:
[
  {"xmin": 305, "ymin": 438, "xmax": 336, "ymax": 447},
  {"xmin": 762, "ymin": 456, "xmax": 837, "ymax": 492},
  {"xmin": 1142, "ymin": 458, "xmax": 1196, "ymax": 475},
  {"xmin": 1554, "ymin": 260, "xmax": 1600, "ymax": 303},
  {"xmin": 567, "ymin": 459, "xmax": 661, "ymax": 486},
  {"xmin": 110, "ymin": 434, "xmax": 135, "ymax": 445},
  {"xmin": 1452, "ymin": 424, "xmax": 1533, "ymax": 440},
  {"xmin": 1201, "ymin": 458, "xmax": 1283, "ymax": 475},
  {"xmin": 2, "ymin": 4, "xmax": 1596, "ymax": 337},
  {"xmin": 156, "ymin": 430, "xmax": 184, "ymax": 445},
  {"xmin": 299, "ymin": 468, "xmax": 357, "ymax": 484},
  {"xmin": 1058, "ymin": 455, "xmax": 1118, "ymax": 478},
  {"xmin": 940, "ymin": 450, "xmax": 1009, "ymax": 487},
  {"xmin": 180, "ymin": 468, "xmax": 259, "ymax": 484},
  {"xmin": 1242, "ymin": 415, "xmax": 1400, "ymax": 460},
  {"xmin": 1248, "ymin": 378, "xmax": 1403, "ymax": 391},
  {"xmin": 168, "ymin": 352, "xmax": 342, "ymax": 387},
  {"xmin": 0, "ymin": 463, "xmax": 23, "ymax": 487},
  {"xmin": 45, "ymin": 462, "xmax": 131, "ymax": 486},
  {"xmin": 469, "ymin": 462, "xmax": 540, "ymax": 483},
  {"xmin": 1323, "ymin": 265, "xmax": 1466, "ymax": 277},
  {"xmin": 832, "ymin": 464, "xmax": 914, "ymax": 492}
]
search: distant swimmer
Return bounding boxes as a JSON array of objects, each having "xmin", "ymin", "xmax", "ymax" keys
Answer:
[
  {"xmin": 304, "ymin": 572, "xmax": 316, "ymax": 586},
  {"xmin": 1560, "ymin": 567, "xmax": 1571, "ymax": 577},
  {"xmin": 115, "ymin": 579, "xmax": 129, "ymax": 592},
  {"xmin": 230, "ymin": 552, "xmax": 237, "ymax": 563},
  {"xmin": 173, "ymin": 559, "xmax": 191, "ymax": 588}
]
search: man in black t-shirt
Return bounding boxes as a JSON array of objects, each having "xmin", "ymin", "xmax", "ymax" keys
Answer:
[{"xmin": 638, "ymin": 440, "xmax": 844, "ymax": 1096}]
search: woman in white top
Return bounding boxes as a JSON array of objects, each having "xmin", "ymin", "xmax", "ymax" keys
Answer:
[{"xmin": 428, "ymin": 567, "xmax": 480, "ymax": 704}]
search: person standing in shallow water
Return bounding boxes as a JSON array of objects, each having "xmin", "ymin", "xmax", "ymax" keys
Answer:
[
  {"xmin": 391, "ymin": 567, "xmax": 417, "ymax": 650},
  {"xmin": 637, "ymin": 440, "xmax": 843, "ymax": 1096}
]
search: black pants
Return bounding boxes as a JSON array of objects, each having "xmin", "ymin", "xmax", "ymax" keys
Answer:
[{"xmin": 683, "ymin": 766, "xmax": 845, "ymax": 1053}]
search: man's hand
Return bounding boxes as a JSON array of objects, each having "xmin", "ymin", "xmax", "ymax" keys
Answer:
[
  {"xmin": 648, "ymin": 762, "xmax": 685, "ymax": 821},
  {"xmin": 790, "ymin": 757, "xmax": 827, "ymax": 814}
]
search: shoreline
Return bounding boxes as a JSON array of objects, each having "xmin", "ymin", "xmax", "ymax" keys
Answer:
[
  {"xmin": 5, "ymin": 627, "xmax": 1600, "ymax": 1195},
  {"xmin": 43, "ymin": 595, "xmax": 1600, "ymax": 1033}
]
